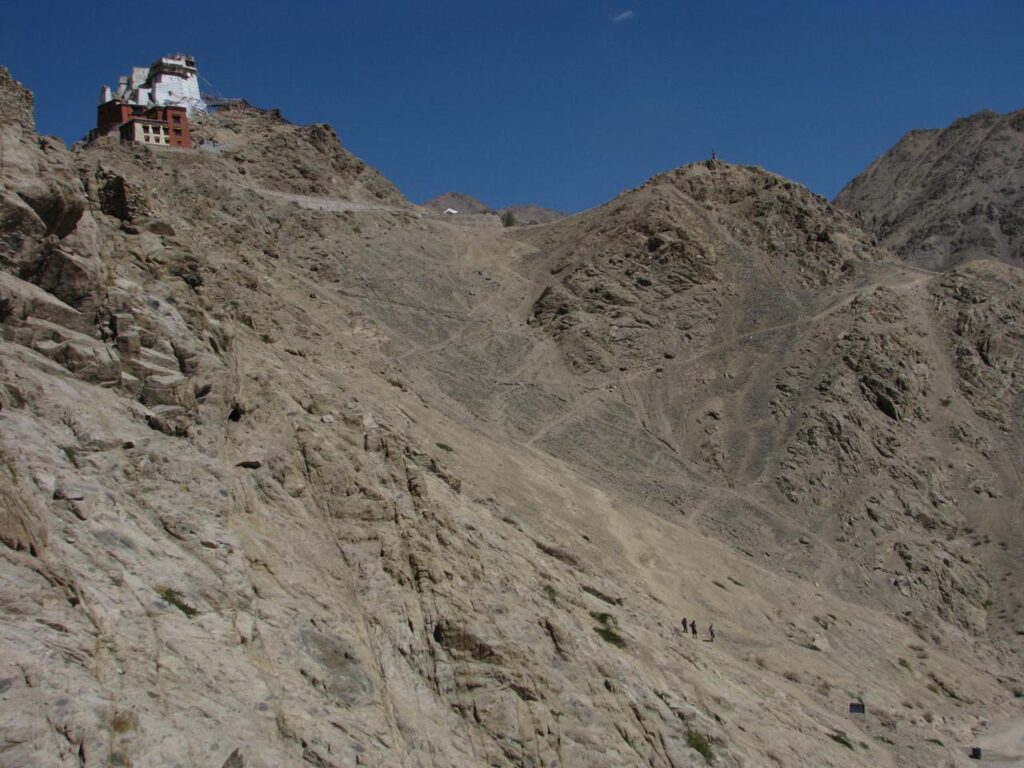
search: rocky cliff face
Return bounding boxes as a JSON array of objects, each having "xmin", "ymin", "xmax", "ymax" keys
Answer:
[
  {"xmin": 1, "ymin": 65, "xmax": 1022, "ymax": 768},
  {"xmin": 835, "ymin": 109, "xmax": 1024, "ymax": 270},
  {"xmin": 0, "ymin": 68, "xmax": 34, "ymax": 132}
]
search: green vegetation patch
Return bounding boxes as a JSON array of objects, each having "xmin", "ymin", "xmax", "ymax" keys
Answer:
[
  {"xmin": 828, "ymin": 731, "xmax": 854, "ymax": 750},
  {"xmin": 156, "ymin": 585, "xmax": 198, "ymax": 618},
  {"xmin": 590, "ymin": 611, "xmax": 626, "ymax": 648},
  {"xmin": 685, "ymin": 727, "xmax": 715, "ymax": 763}
]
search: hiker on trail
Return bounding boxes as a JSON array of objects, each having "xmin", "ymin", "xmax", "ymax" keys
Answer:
[
  {"xmin": 681, "ymin": 617, "xmax": 688, "ymax": 635},
  {"xmin": 690, "ymin": 620, "xmax": 697, "ymax": 638},
  {"xmin": 708, "ymin": 624, "xmax": 716, "ymax": 642}
]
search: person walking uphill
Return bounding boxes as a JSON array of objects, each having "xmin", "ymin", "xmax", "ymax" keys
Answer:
[
  {"xmin": 690, "ymin": 620, "xmax": 697, "ymax": 639},
  {"xmin": 681, "ymin": 617, "xmax": 688, "ymax": 635}
]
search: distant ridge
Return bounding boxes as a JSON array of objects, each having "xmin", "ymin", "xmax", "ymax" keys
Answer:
[
  {"xmin": 423, "ymin": 191, "xmax": 566, "ymax": 225},
  {"xmin": 835, "ymin": 108, "xmax": 1024, "ymax": 270}
]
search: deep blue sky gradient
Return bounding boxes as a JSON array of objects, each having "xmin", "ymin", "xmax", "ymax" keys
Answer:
[{"xmin": 3, "ymin": 1, "xmax": 1022, "ymax": 212}]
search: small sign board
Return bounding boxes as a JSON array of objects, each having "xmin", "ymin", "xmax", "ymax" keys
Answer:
[{"xmin": 848, "ymin": 702, "xmax": 866, "ymax": 715}]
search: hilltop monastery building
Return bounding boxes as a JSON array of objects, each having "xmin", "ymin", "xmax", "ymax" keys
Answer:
[{"xmin": 94, "ymin": 54, "xmax": 207, "ymax": 148}]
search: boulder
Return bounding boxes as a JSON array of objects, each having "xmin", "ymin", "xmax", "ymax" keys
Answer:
[
  {"xmin": 96, "ymin": 170, "xmax": 149, "ymax": 222},
  {"xmin": 25, "ymin": 240, "xmax": 106, "ymax": 310},
  {"xmin": 0, "ymin": 271, "xmax": 91, "ymax": 333},
  {"xmin": 141, "ymin": 372, "xmax": 193, "ymax": 408}
]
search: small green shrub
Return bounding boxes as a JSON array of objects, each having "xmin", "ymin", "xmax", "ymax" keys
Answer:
[
  {"xmin": 685, "ymin": 728, "xmax": 715, "ymax": 763},
  {"xmin": 500, "ymin": 210, "xmax": 516, "ymax": 228},
  {"xmin": 594, "ymin": 625, "xmax": 626, "ymax": 647},
  {"xmin": 157, "ymin": 585, "xmax": 198, "ymax": 618},
  {"xmin": 828, "ymin": 731, "xmax": 854, "ymax": 750},
  {"xmin": 590, "ymin": 611, "xmax": 626, "ymax": 648}
]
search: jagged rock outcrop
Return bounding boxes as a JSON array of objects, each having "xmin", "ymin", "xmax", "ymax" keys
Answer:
[
  {"xmin": 835, "ymin": 108, "xmax": 1024, "ymax": 270},
  {"xmin": 0, "ymin": 70, "xmax": 99, "ymax": 310},
  {"xmin": 0, "ymin": 67, "xmax": 34, "ymax": 132}
]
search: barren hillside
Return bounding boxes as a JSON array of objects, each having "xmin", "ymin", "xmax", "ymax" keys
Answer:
[
  {"xmin": 835, "ymin": 109, "xmax": 1024, "ymax": 270},
  {"xmin": 1, "ymin": 66, "xmax": 1022, "ymax": 768}
]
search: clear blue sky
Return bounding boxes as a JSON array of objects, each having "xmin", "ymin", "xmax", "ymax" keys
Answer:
[{"xmin": 3, "ymin": 1, "xmax": 1022, "ymax": 212}]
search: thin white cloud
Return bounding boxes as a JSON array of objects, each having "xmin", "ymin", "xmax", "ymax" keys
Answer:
[{"xmin": 611, "ymin": 9, "xmax": 634, "ymax": 22}]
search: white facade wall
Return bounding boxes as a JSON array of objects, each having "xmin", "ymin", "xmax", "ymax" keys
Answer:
[
  {"xmin": 131, "ymin": 122, "xmax": 169, "ymax": 145},
  {"xmin": 100, "ymin": 54, "xmax": 208, "ymax": 115},
  {"xmin": 150, "ymin": 73, "xmax": 205, "ymax": 115}
]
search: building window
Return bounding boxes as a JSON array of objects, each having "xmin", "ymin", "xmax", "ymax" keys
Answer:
[
  {"xmin": 172, "ymin": 114, "xmax": 181, "ymax": 124},
  {"xmin": 174, "ymin": 128, "xmax": 183, "ymax": 136},
  {"xmin": 142, "ymin": 125, "xmax": 149, "ymax": 134}
]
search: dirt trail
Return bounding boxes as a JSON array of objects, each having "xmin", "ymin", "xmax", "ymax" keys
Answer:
[{"xmin": 251, "ymin": 186, "xmax": 409, "ymax": 213}]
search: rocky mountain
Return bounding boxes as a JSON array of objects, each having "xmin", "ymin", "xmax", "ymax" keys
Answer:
[
  {"xmin": 835, "ymin": 108, "xmax": 1024, "ymax": 271},
  {"xmin": 1, "ymin": 64, "xmax": 1023, "ymax": 768},
  {"xmin": 424, "ymin": 191, "xmax": 566, "ymax": 225},
  {"xmin": 423, "ymin": 191, "xmax": 491, "ymax": 214}
]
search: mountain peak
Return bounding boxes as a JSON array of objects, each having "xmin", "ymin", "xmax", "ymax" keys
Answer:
[{"xmin": 835, "ymin": 106, "xmax": 1024, "ymax": 270}]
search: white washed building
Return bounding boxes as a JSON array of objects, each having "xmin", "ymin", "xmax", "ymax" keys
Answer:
[{"xmin": 99, "ymin": 54, "xmax": 207, "ymax": 116}]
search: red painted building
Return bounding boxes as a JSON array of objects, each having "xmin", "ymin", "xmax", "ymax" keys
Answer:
[
  {"xmin": 95, "ymin": 102, "xmax": 192, "ymax": 149},
  {"xmin": 96, "ymin": 101, "xmax": 135, "ymax": 134}
]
